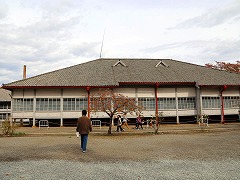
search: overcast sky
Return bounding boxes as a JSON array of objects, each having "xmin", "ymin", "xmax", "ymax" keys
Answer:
[{"xmin": 0, "ymin": 0, "xmax": 239, "ymax": 85}]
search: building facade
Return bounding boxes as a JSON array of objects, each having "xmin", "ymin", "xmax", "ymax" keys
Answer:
[
  {"xmin": 2, "ymin": 59, "xmax": 240, "ymax": 126},
  {"xmin": 0, "ymin": 88, "xmax": 11, "ymax": 121}
]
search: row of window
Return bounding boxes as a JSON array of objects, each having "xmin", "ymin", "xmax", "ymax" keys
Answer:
[
  {"xmin": 12, "ymin": 96, "xmax": 239, "ymax": 112},
  {"xmin": 0, "ymin": 103, "xmax": 11, "ymax": 110},
  {"xmin": 138, "ymin": 97, "xmax": 196, "ymax": 110},
  {"xmin": 0, "ymin": 113, "xmax": 10, "ymax": 120},
  {"xmin": 139, "ymin": 97, "xmax": 239, "ymax": 110},
  {"xmin": 13, "ymin": 98, "xmax": 88, "ymax": 111}
]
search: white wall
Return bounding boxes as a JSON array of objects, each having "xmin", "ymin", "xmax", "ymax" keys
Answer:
[
  {"xmin": 223, "ymin": 87, "xmax": 239, "ymax": 96},
  {"xmin": 11, "ymin": 86, "xmax": 239, "ymax": 121},
  {"xmin": 63, "ymin": 89, "xmax": 87, "ymax": 97},
  {"xmin": 177, "ymin": 88, "xmax": 196, "ymax": 97},
  {"xmin": 23, "ymin": 89, "xmax": 34, "ymax": 97},
  {"xmin": 158, "ymin": 88, "xmax": 175, "ymax": 97},
  {"xmin": 13, "ymin": 112, "xmax": 34, "ymax": 118},
  {"xmin": 35, "ymin": 112, "xmax": 61, "ymax": 119},
  {"xmin": 13, "ymin": 89, "xmax": 24, "ymax": 98},
  {"xmin": 113, "ymin": 88, "xmax": 136, "ymax": 97},
  {"xmin": 36, "ymin": 89, "xmax": 61, "ymax": 97},
  {"xmin": 137, "ymin": 88, "xmax": 155, "ymax": 97},
  {"xmin": 201, "ymin": 87, "xmax": 219, "ymax": 96}
]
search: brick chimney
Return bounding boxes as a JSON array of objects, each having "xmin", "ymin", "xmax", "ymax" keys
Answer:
[{"xmin": 23, "ymin": 65, "xmax": 26, "ymax": 79}]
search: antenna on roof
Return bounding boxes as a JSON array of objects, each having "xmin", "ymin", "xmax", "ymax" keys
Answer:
[{"xmin": 99, "ymin": 28, "xmax": 106, "ymax": 58}]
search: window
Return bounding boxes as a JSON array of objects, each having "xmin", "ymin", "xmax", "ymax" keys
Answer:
[
  {"xmin": 49, "ymin": 98, "xmax": 61, "ymax": 111},
  {"xmin": 63, "ymin": 98, "xmax": 75, "ymax": 111},
  {"xmin": 0, "ymin": 102, "xmax": 11, "ymax": 109},
  {"xmin": 138, "ymin": 98, "xmax": 155, "ymax": 110},
  {"xmin": 0, "ymin": 113, "xmax": 9, "ymax": 120},
  {"xmin": 202, "ymin": 97, "xmax": 220, "ymax": 109},
  {"xmin": 24, "ymin": 99, "xmax": 34, "ymax": 111},
  {"xmin": 63, "ymin": 98, "xmax": 88, "ymax": 111},
  {"xmin": 223, "ymin": 96, "xmax": 239, "ymax": 108},
  {"xmin": 158, "ymin": 98, "xmax": 176, "ymax": 109},
  {"xmin": 36, "ymin": 98, "xmax": 60, "ymax": 111},
  {"xmin": 178, "ymin": 97, "xmax": 196, "ymax": 109},
  {"xmin": 13, "ymin": 99, "xmax": 33, "ymax": 111},
  {"xmin": 76, "ymin": 98, "xmax": 88, "ymax": 111}
]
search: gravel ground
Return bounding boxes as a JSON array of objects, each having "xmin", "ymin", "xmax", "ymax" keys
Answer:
[{"xmin": 0, "ymin": 130, "xmax": 240, "ymax": 179}]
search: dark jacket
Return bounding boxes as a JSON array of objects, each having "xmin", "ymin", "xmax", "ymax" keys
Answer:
[{"xmin": 76, "ymin": 116, "xmax": 92, "ymax": 134}]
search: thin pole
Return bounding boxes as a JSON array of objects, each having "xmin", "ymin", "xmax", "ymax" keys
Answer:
[{"xmin": 100, "ymin": 29, "xmax": 106, "ymax": 58}]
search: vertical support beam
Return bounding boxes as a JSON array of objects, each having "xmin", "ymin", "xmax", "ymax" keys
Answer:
[
  {"xmin": 220, "ymin": 85, "xmax": 227, "ymax": 124},
  {"xmin": 135, "ymin": 87, "xmax": 138, "ymax": 109},
  {"xmin": 155, "ymin": 83, "xmax": 159, "ymax": 124},
  {"xmin": 195, "ymin": 84, "xmax": 202, "ymax": 120},
  {"xmin": 87, "ymin": 87, "xmax": 90, "ymax": 118},
  {"xmin": 175, "ymin": 87, "xmax": 179, "ymax": 124},
  {"xmin": 32, "ymin": 89, "xmax": 36, "ymax": 127},
  {"xmin": 10, "ymin": 90, "xmax": 13, "ymax": 127},
  {"xmin": 60, "ymin": 89, "xmax": 63, "ymax": 127},
  {"xmin": 239, "ymin": 86, "xmax": 240, "ymax": 121},
  {"xmin": 110, "ymin": 88, "xmax": 114, "ymax": 126}
]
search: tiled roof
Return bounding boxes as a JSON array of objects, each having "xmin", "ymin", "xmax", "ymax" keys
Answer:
[
  {"xmin": 0, "ymin": 88, "xmax": 11, "ymax": 101},
  {"xmin": 3, "ymin": 58, "xmax": 240, "ymax": 88}
]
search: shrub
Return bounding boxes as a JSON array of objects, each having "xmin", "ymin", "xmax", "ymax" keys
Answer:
[{"xmin": 1, "ymin": 117, "xmax": 18, "ymax": 136}]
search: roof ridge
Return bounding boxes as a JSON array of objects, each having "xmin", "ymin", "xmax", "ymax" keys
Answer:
[{"xmin": 2, "ymin": 58, "xmax": 239, "ymax": 88}]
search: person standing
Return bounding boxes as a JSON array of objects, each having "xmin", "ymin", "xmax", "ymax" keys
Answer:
[{"xmin": 76, "ymin": 110, "xmax": 92, "ymax": 153}]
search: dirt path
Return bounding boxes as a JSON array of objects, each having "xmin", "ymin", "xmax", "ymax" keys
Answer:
[{"xmin": 1, "ymin": 131, "xmax": 239, "ymax": 162}]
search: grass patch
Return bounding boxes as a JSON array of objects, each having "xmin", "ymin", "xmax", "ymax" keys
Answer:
[{"xmin": 13, "ymin": 132, "xmax": 26, "ymax": 137}]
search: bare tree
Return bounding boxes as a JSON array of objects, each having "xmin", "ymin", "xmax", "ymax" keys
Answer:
[{"xmin": 91, "ymin": 88, "xmax": 143, "ymax": 134}]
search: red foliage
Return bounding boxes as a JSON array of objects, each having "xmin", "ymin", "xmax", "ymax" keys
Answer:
[{"xmin": 205, "ymin": 61, "xmax": 240, "ymax": 73}]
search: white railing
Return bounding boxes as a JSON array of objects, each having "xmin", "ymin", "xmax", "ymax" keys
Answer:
[
  {"xmin": 91, "ymin": 120, "xmax": 101, "ymax": 129},
  {"xmin": 39, "ymin": 120, "xmax": 49, "ymax": 129}
]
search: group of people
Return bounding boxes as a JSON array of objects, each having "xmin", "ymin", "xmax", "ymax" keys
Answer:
[
  {"xmin": 115, "ymin": 114, "xmax": 130, "ymax": 132},
  {"xmin": 75, "ymin": 110, "xmax": 146, "ymax": 153},
  {"xmin": 115, "ymin": 114, "xmax": 145, "ymax": 132}
]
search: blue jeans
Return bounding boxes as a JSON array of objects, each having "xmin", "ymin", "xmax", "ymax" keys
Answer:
[{"xmin": 80, "ymin": 134, "xmax": 88, "ymax": 151}]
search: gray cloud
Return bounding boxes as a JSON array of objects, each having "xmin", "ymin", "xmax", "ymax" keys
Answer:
[
  {"xmin": 142, "ymin": 39, "xmax": 240, "ymax": 65},
  {"xmin": 172, "ymin": 0, "xmax": 240, "ymax": 28},
  {"xmin": 0, "ymin": 1, "xmax": 8, "ymax": 19},
  {"xmin": 69, "ymin": 42, "xmax": 100, "ymax": 57},
  {"xmin": 22, "ymin": 16, "xmax": 81, "ymax": 35},
  {"xmin": 1, "ymin": 0, "xmax": 239, "ymax": 85}
]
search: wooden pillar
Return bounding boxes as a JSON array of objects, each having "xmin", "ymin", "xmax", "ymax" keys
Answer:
[
  {"xmin": 175, "ymin": 87, "xmax": 179, "ymax": 124},
  {"xmin": 195, "ymin": 84, "xmax": 202, "ymax": 120},
  {"xmin": 87, "ymin": 87, "xmax": 90, "ymax": 118},
  {"xmin": 60, "ymin": 89, "xmax": 63, "ymax": 127},
  {"xmin": 32, "ymin": 89, "xmax": 36, "ymax": 127},
  {"xmin": 155, "ymin": 83, "xmax": 159, "ymax": 123},
  {"xmin": 220, "ymin": 85, "xmax": 227, "ymax": 124}
]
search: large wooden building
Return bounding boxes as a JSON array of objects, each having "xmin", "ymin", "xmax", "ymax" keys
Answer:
[{"xmin": 2, "ymin": 58, "xmax": 240, "ymax": 126}]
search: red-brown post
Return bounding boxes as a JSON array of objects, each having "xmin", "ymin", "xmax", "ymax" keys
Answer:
[
  {"xmin": 220, "ymin": 85, "xmax": 227, "ymax": 124},
  {"xmin": 155, "ymin": 83, "xmax": 159, "ymax": 124},
  {"xmin": 87, "ymin": 87, "xmax": 90, "ymax": 118}
]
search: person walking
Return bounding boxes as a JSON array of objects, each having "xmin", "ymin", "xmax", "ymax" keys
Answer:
[
  {"xmin": 136, "ymin": 115, "xmax": 143, "ymax": 129},
  {"xmin": 76, "ymin": 110, "xmax": 92, "ymax": 153},
  {"xmin": 116, "ymin": 115, "xmax": 124, "ymax": 132},
  {"xmin": 122, "ymin": 113, "xmax": 130, "ymax": 130}
]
